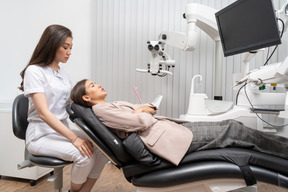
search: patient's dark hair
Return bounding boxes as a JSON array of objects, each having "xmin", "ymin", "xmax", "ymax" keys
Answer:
[{"xmin": 70, "ymin": 79, "xmax": 92, "ymax": 108}]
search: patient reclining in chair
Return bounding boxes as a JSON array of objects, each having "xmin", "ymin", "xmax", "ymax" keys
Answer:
[{"xmin": 70, "ymin": 79, "xmax": 288, "ymax": 166}]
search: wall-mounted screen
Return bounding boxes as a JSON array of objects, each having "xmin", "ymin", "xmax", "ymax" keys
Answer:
[{"xmin": 215, "ymin": 0, "xmax": 281, "ymax": 57}]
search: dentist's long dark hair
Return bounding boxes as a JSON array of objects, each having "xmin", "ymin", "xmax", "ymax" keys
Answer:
[{"xmin": 19, "ymin": 24, "xmax": 72, "ymax": 91}]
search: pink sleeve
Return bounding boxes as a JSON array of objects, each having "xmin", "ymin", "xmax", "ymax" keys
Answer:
[{"xmin": 92, "ymin": 102, "xmax": 157, "ymax": 132}]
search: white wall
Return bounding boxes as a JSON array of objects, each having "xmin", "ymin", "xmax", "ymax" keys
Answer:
[{"xmin": 0, "ymin": 0, "xmax": 93, "ymax": 102}]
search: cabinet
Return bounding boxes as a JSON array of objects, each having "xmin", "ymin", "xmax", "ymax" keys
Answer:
[{"xmin": 0, "ymin": 103, "xmax": 52, "ymax": 182}]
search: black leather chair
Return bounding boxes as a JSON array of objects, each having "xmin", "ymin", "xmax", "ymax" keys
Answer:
[
  {"xmin": 67, "ymin": 102, "xmax": 288, "ymax": 192},
  {"xmin": 12, "ymin": 94, "xmax": 72, "ymax": 191}
]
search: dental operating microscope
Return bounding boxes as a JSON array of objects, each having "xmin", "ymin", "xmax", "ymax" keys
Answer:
[
  {"xmin": 136, "ymin": 3, "xmax": 222, "ymax": 98},
  {"xmin": 137, "ymin": 2, "xmax": 288, "ymax": 132}
]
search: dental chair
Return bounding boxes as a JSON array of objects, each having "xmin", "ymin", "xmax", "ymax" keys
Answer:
[
  {"xmin": 12, "ymin": 94, "xmax": 72, "ymax": 191},
  {"xmin": 67, "ymin": 102, "xmax": 288, "ymax": 192}
]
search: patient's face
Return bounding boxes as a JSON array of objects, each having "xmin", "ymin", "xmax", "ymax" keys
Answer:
[{"xmin": 84, "ymin": 80, "xmax": 107, "ymax": 104}]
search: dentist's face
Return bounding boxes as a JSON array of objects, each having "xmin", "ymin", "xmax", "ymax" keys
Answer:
[
  {"xmin": 54, "ymin": 37, "xmax": 73, "ymax": 64},
  {"xmin": 84, "ymin": 80, "xmax": 107, "ymax": 103}
]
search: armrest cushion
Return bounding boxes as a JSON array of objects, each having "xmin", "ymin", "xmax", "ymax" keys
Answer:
[{"xmin": 123, "ymin": 133, "xmax": 161, "ymax": 166}]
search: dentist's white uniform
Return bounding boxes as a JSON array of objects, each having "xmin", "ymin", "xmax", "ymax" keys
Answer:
[{"xmin": 24, "ymin": 65, "xmax": 107, "ymax": 184}]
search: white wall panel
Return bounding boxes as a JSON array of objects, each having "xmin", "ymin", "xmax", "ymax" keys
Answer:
[
  {"xmin": 0, "ymin": 0, "xmax": 93, "ymax": 102},
  {"xmin": 92, "ymin": 0, "xmax": 287, "ymax": 118}
]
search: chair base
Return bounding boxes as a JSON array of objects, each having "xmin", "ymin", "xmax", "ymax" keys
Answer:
[
  {"xmin": 17, "ymin": 158, "xmax": 69, "ymax": 192},
  {"xmin": 136, "ymin": 178, "xmax": 257, "ymax": 192},
  {"xmin": 48, "ymin": 167, "xmax": 64, "ymax": 191}
]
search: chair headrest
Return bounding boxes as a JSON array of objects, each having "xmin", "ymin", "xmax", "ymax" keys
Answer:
[{"xmin": 69, "ymin": 103, "xmax": 133, "ymax": 163}]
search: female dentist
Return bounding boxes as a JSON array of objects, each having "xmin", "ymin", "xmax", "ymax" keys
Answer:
[{"xmin": 19, "ymin": 24, "xmax": 107, "ymax": 192}]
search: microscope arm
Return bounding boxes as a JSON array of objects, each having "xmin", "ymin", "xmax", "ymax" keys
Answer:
[{"xmin": 137, "ymin": 3, "xmax": 219, "ymax": 76}]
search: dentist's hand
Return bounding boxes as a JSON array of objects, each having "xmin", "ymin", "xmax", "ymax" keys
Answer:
[{"xmin": 73, "ymin": 136, "xmax": 94, "ymax": 157}]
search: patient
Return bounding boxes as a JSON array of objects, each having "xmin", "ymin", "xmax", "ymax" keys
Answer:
[{"xmin": 70, "ymin": 79, "xmax": 288, "ymax": 165}]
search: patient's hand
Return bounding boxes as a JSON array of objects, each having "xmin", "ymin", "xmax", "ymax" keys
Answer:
[{"xmin": 133, "ymin": 106, "xmax": 155, "ymax": 115}]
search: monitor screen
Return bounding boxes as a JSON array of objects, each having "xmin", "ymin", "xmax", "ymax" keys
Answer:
[{"xmin": 215, "ymin": 0, "xmax": 281, "ymax": 57}]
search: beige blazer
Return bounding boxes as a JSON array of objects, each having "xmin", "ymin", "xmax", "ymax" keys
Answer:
[{"xmin": 92, "ymin": 101, "xmax": 193, "ymax": 165}]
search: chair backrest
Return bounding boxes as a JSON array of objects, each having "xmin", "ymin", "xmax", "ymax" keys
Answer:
[
  {"xmin": 12, "ymin": 94, "xmax": 29, "ymax": 140},
  {"xmin": 67, "ymin": 103, "xmax": 134, "ymax": 166}
]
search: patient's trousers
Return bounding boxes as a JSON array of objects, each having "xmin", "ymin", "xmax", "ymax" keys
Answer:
[{"xmin": 182, "ymin": 120, "xmax": 288, "ymax": 159}]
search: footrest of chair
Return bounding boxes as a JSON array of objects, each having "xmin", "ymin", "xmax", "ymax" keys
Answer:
[{"xmin": 18, "ymin": 160, "xmax": 34, "ymax": 170}]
